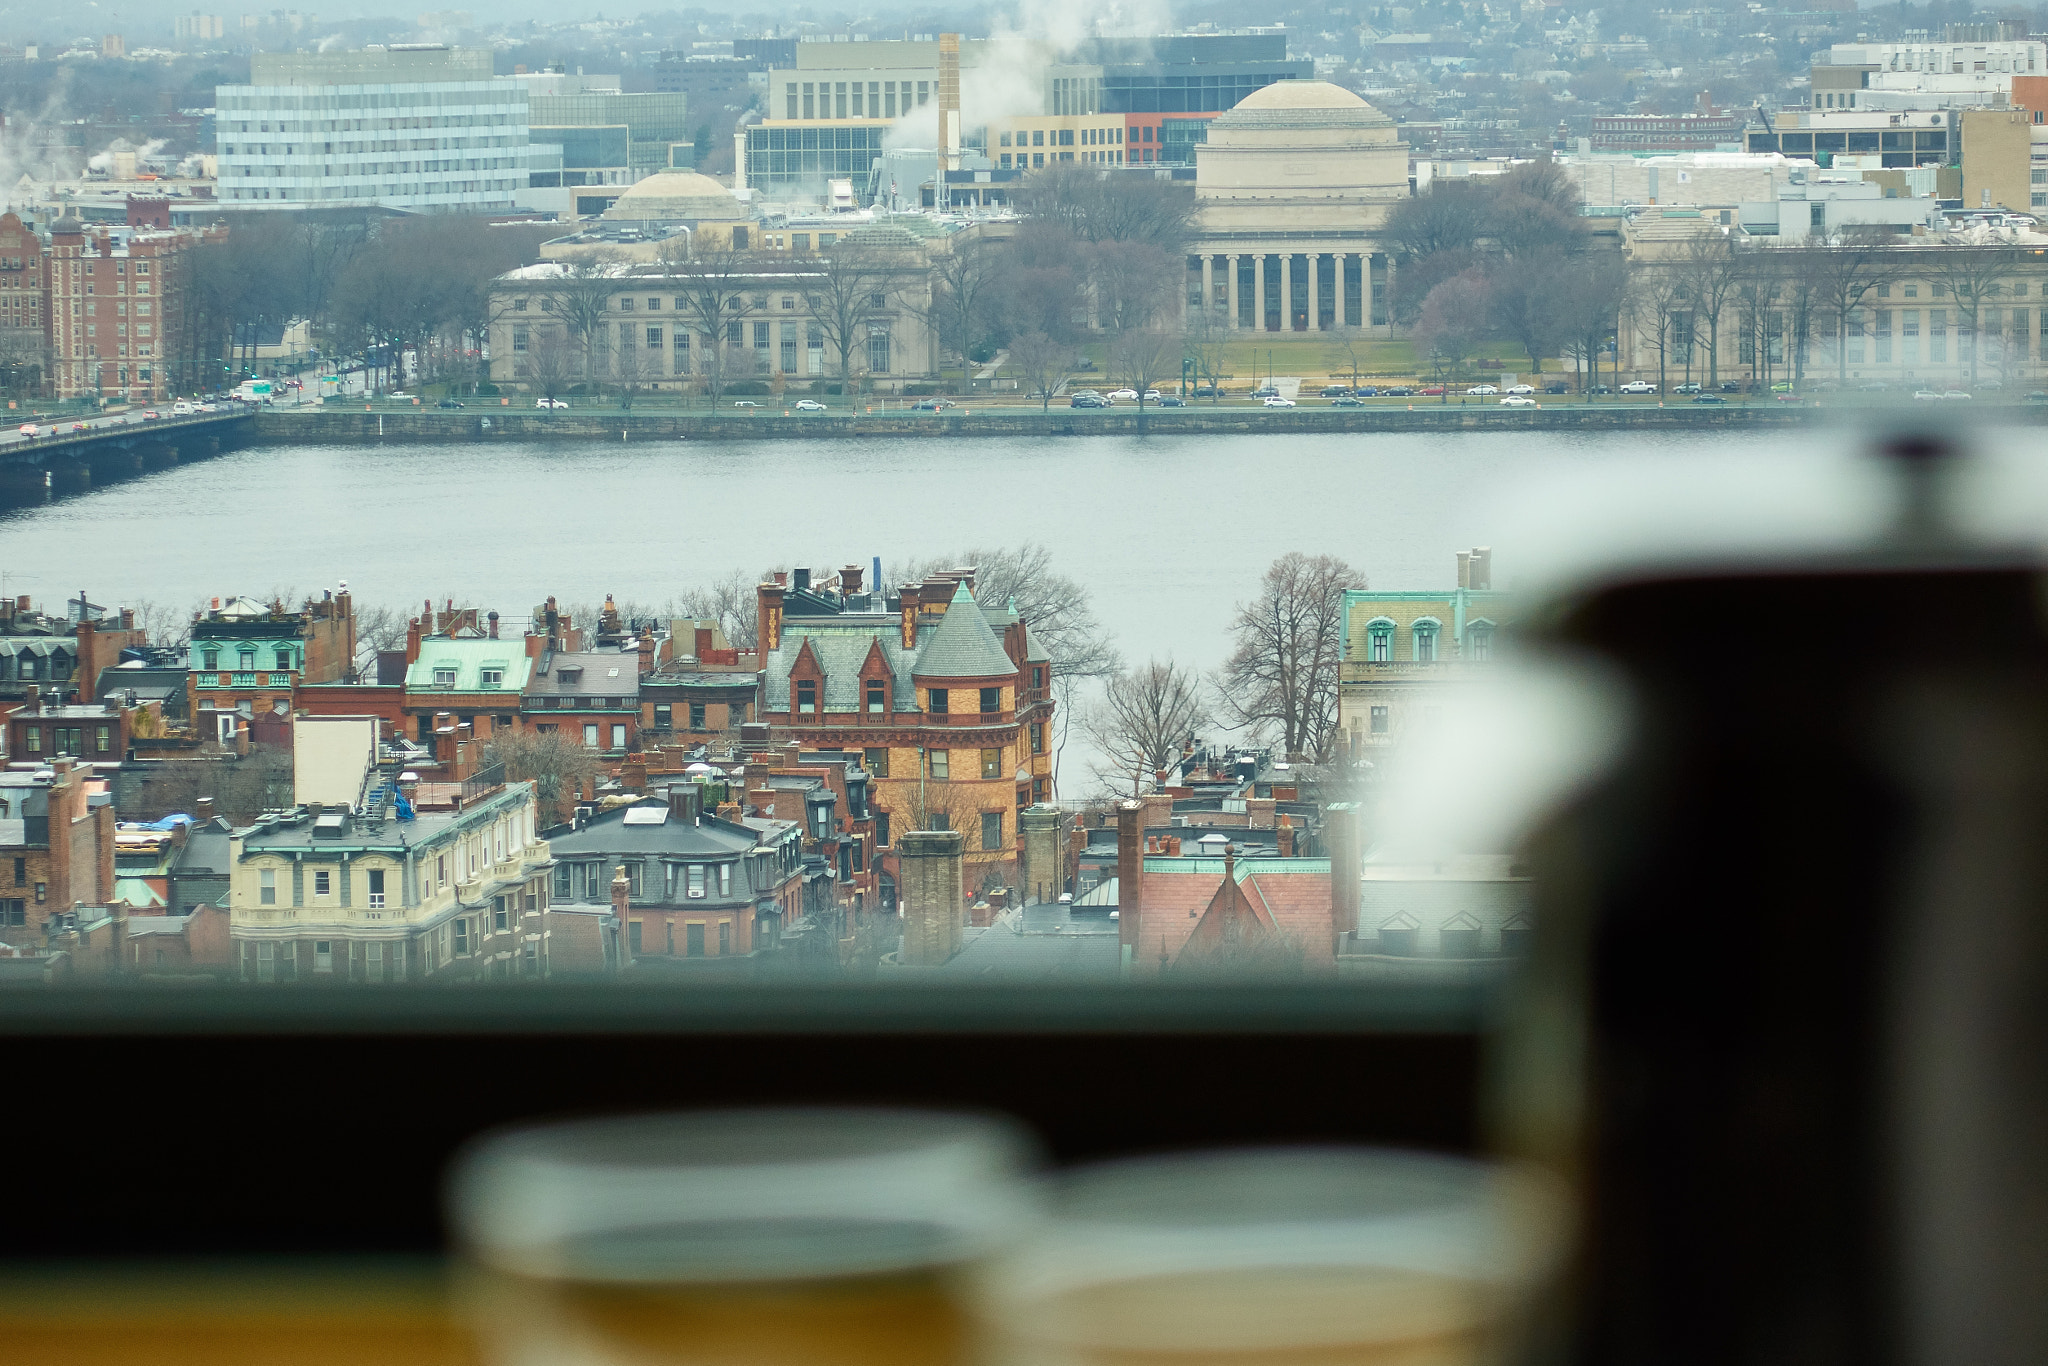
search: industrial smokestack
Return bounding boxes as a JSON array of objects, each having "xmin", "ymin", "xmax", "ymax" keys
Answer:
[{"xmin": 939, "ymin": 34, "xmax": 962, "ymax": 173}]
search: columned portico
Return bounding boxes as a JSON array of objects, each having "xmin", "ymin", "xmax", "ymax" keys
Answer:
[
  {"xmin": 1307, "ymin": 254, "xmax": 1321, "ymax": 332},
  {"xmin": 1252, "ymin": 255, "xmax": 1266, "ymax": 333}
]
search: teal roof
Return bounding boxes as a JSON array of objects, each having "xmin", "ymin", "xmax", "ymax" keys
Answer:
[
  {"xmin": 404, "ymin": 639, "xmax": 533, "ymax": 693},
  {"xmin": 913, "ymin": 583, "xmax": 1017, "ymax": 680}
]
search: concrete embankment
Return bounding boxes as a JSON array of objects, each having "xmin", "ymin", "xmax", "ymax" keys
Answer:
[{"xmin": 254, "ymin": 403, "xmax": 1856, "ymax": 444}]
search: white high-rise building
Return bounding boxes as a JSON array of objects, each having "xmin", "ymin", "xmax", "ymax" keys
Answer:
[{"xmin": 214, "ymin": 45, "xmax": 533, "ymax": 212}]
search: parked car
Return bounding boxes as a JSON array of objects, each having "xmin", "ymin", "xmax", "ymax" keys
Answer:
[
  {"xmin": 1382, "ymin": 386, "xmax": 1414, "ymax": 397},
  {"xmin": 1465, "ymin": 384, "xmax": 1498, "ymax": 396},
  {"xmin": 1156, "ymin": 395, "xmax": 1187, "ymax": 408},
  {"xmin": 795, "ymin": 399, "xmax": 828, "ymax": 412},
  {"xmin": 911, "ymin": 399, "xmax": 943, "ymax": 410},
  {"xmin": 1913, "ymin": 390, "xmax": 1945, "ymax": 401},
  {"xmin": 1504, "ymin": 384, "xmax": 1536, "ymax": 395},
  {"xmin": 1543, "ymin": 382, "xmax": 1570, "ymax": 395},
  {"xmin": 1331, "ymin": 396, "xmax": 1366, "ymax": 407},
  {"xmin": 1416, "ymin": 385, "xmax": 1446, "ymax": 396},
  {"xmin": 1691, "ymin": 394, "xmax": 1729, "ymax": 404},
  {"xmin": 1320, "ymin": 385, "xmax": 1352, "ymax": 397},
  {"xmin": 1262, "ymin": 396, "xmax": 1297, "ymax": 408},
  {"xmin": 1069, "ymin": 395, "xmax": 1107, "ymax": 408},
  {"xmin": 1354, "ymin": 386, "xmax": 1380, "ymax": 397},
  {"xmin": 1718, "ymin": 381, "xmax": 1743, "ymax": 393},
  {"xmin": 1250, "ymin": 386, "xmax": 1280, "ymax": 399},
  {"xmin": 436, "ymin": 399, "xmax": 465, "ymax": 409},
  {"xmin": 1673, "ymin": 382, "xmax": 1703, "ymax": 395},
  {"xmin": 1139, "ymin": 390, "xmax": 1163, "ymax": 403},
  {"xmin": 1979, "ymin": 379, "xmax": 2004, "ymax": 391},
  {"xmin": 1193, "ymin": 384, "xmax": 1224, "ymax": 397},
  {"xmin": 1943, "ymin": 390, "xmax": 1973, "ymax": 401},
  {"xmin": 1499, "ymin": 395, "xmax": 1539, "ymax": 407},
  {"xmin": 535, "ymin": 397, "xmax": 568, "ymax": 409},
  {"xmin": 733, "ymin": 400, "xmax": 761, "ymax": 408},
  {"xmin": 1107, "ymin": 388, "xmax": 1139, "ymax": 401},
  {"xmin": 1619, "ymin": 381, "xmax": 1658, "ymax": 395},
  {"xmin": 1587, "ymin": 385, "xmax": 1613, "ymax": 395}
]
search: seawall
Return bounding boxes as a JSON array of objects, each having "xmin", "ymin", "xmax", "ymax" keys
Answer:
[{"xmin": 253, "ymin": 403, "xmax": 1858, "ymax": 443}]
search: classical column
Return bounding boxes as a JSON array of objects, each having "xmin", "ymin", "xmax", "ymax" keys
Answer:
[
  {"xmin": 1337, "ymin": 254, "xmax": 1351, "ymax": 329},
  {"xmin": 1227, "ymin": 255, "xmax": 1241, "ymax": 329},
  {"xmin": 1252, "ymin": 254, "xmax": 1266, "ymax": 333},
  {"xmin": 1383, "ymin": 255, "xmax": 1395, "ymax": 330},
  {"xmin": 1201, "ymin": 256, "xmax": 1215, "ymax": 318},
  {"xmin": 1279, "ymin": 254, "xmax": 1293, "ymax": 332},
  {"xmin": 1307, "ymin": 253, "xmax": 1322, "ymax": 332}
]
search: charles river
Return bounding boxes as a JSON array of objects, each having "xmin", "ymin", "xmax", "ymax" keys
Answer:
[{"xmin": 0, "ymin": 426, "xmax": 1893, "ymax": 674}]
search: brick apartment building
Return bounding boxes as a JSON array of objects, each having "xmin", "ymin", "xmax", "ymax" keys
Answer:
[
  {"xmin": 46, "ymin": 217, "xmax": 216, "ymax": 403},
  {"xmin": 0, "ymin": 212, "xmax": 47, "ymax": 390},
  {"xmin": 1, "ymin": 593, "xmax": 148, "ymax": 712},
  {"xmin": 756, "ymin": 564, "xmax": 1054, "ymax": 901},
  {"xmin": 187, "ymin": 592, "xmax": 357, "ymax": 743},
  {"xmin": 0, "ymin": 758, "xmax": 119, "ymax": 956}
]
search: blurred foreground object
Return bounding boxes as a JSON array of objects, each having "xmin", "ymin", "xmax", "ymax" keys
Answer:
[
  {"xmin": 970, "ymin": 1148, "xmax": 1566, "ymax": 1366},
  {"xmin": 1496, "ymin": 431, "xmax": 2048, "ymax": 1366},
  {"xmin": 450, "ymin": 1108, "xmax": 1041, "ymax": 1366}
]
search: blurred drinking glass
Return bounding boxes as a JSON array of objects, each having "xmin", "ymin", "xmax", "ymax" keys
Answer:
[
  {"xmin": 971, "ymin": 1149, "xmax": 1566, "ymax": 1366},
  {"xmin": 449, "ymin": 1108, "xmax": 1042, "ymax": 1366}
]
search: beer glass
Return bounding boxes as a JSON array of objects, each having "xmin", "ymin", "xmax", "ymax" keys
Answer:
[
  {"xmin": 971, "ymin": 1148, "xmax": 1566, "ymax": 1366},
  {"xmin": 450, "ymin": 1108, "xmax": 1042, "ymax": 1366}
]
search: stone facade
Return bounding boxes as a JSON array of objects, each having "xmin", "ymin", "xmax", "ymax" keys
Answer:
[
  {"xmin": 1337, "ymin": 549, "xmax": 1517, "ymax": 761},
  {"xmin": 898, "ymin": 828, "xmax": 964, "ymax": 965}
]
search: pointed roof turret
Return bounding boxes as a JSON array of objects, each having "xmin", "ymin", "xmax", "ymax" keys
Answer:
[{"xmin": 913, "ymin": 582, "xmax": 1018, "ymax": 680}]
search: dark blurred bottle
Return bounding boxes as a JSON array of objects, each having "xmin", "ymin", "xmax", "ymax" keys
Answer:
[{"xmin": 1488, "ymin": 435, "xmax": 2048, "ymax": 1366}]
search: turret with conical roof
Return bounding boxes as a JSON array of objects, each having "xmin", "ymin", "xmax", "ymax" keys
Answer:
[{"xmin": 911, "ymin": 583, "xmax": 1017, "ymax": 682}]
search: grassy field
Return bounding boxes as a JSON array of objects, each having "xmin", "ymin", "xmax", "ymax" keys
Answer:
[{"xmin": 1074, "ymin": 334, "xmax": 1539, "ymax": 388}]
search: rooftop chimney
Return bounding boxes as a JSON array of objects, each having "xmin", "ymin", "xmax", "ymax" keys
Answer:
[
  {"xmin": 793, "ymin": 567, "xmax": 811, "ymax": 591},
  {"xmin": 1117, "ymin": 800, "xmax": 1145, "ymax": 971},
  {"xmin": 938, "ymin": 33, "xmax": 962, "ymax": 172},
  {"xmin": 611, "ymin": 866, "xmax": 631, "ymax": 925},
  {"xmin": 842, "ymin": 563, "xmax": 864, "ymax": 595},
  {"xmin": 488, "ymin": 610, "xmax": 500, "ymax": 639}
]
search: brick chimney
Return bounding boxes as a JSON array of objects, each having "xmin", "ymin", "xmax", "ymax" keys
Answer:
[
  {"xmin": 637, "ymin": 634, "xmax": 655, "ymax": 676},
  {"xmin": 1247, "ymin": 797, "xmax": 1277, "ymax": 830},
  {"xmin": 406, "ymin": 615, "xmax": 423, "ymax": 664},
  {"xmin": 694, "ymin": 625, "xmax": 714, "ymax": 659},
  {"xmin": 1325, "ymin": 802, "xmax": 1361, "ymax": 937},
  {"xmin": 1116, "ymin": 800, "xmax": 1144, "ymax": 967},
  {"xmin": 841, "ymin": 563, "xmax": 864, "ymax": 596},
  {"xmin": 758, "ymin": 580, "xmax": 785, "ymax": 655},
  {"xmin": 899, "ymin": 829, "xmax": 965, "ymax": 965},
  {"xmin": 899, "ymin": 585, "xmax": 920, "ymax": 649},
  {"xmin": 487, "ymin": 610, "xmax": 500, "ymax": 639},
  {"xmin": 611, "ymin": 866, "xmax": 631, "ymax": 929}
]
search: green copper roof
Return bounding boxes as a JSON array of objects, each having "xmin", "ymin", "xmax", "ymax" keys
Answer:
[{"xmin": 913, "ymin": 583, "xmax": 1017, "ymax": 680}]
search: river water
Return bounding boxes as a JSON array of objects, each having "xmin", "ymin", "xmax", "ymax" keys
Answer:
[{"xmin": 3, "ymin": 429, "xmax": 1815, "ymax": 674}]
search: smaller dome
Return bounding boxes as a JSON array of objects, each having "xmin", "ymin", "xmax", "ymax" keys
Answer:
[
  {"xmin": 1209, "ymin": 80, "xmax": 1393, "ymax": 132},
  {"xmin": 603, "ymin": 171, "xmax": 743, "ymax": 222}
]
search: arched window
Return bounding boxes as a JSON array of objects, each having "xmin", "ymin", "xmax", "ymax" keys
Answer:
[
  {"xmin": 1365, "ymin": 618, "xmax": 1395, "ymax": 663},
  {"xmin": 1411, "ymin": 618, "xmax": 1442, "ymax": 664},
  {"xmin": 1466, "ymin": 619, "xmax": 1496, "ymax": 661}
]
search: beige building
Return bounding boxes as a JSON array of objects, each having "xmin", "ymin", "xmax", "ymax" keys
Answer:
[
  {"xmin": 1337, "ymin": 551, "xmax": 1516, "ymax": 761},
  {"xmin": 1186, "ymin": 80, "xmax": 1411, "ymax": 332},
  {"xmin": 1960, "ymin": 107, "xmax": 2048, "ymax": 213}
]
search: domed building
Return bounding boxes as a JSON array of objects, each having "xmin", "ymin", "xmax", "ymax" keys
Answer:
[
  {"xmin": 1189, "ymin": 80, "xmax": 1411, "ymax": 334},
  {"xmin": 600, "ymin": 171, "xmax": 746, "ymax": 223}
]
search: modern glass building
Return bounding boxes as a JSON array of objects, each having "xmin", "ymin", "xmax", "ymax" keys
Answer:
[{"xmin": 214, "ymin": 45, "xmax": 533, "ymax": 212}]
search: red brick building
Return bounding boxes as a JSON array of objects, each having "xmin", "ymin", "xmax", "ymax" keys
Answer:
[
  {"xmin": 46, "ymin": 217, "xmax": 216, "ymax": 403},
  {"xmin": 0, "ymin": 757, "xmax": 119, "ymax": 950},
  {"xmin": 0, "ymin": 212, "xmax": 47, "ymax": 390}
]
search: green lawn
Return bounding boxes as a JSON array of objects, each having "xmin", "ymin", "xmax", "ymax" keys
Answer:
[{"xmin": 1076, "ymin": 334, "xmax": 1538, "ymax": 387}]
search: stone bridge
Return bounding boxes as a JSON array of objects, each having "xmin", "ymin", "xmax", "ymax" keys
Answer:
[{"xmin": 0, "ymin": 408, "xmax": 255, "ymax": 502}]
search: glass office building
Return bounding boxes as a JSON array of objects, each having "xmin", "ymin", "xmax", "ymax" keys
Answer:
[{"xmin": 215, "ymin": 46, "xmax": 533, "ymax": 212}]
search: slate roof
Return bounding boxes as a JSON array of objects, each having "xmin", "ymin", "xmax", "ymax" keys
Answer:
[
  {"xmin": 914, "ymin": 583, "xmax": 1017, "ymax": 680},
  {"xmin": 763, "ymin": 617, "xmax": 918, "ymax": 714},
  {"xmin": 550, "ymin": 801, "xmax": 760, "ymax": 860},
  {"xmin": 530, "ymin": 650, "xmax": 641, "ymax": 699}
]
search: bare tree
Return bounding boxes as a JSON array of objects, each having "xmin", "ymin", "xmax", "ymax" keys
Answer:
[
  {"xmin": 518, "ymin": 332, "xmax": 575, "ymax": 403},
  {"xmin": 1083, "ymin": 659, "xmax": 1211, "ymax": 797},
  {"xmin": 1007, "ymin": 331, "xmax": 1070, "ymax": 410},
  {"xmin": 1412, "ymin": 270, "xmax": 1491, "ymax": 399},
  {"xmin": 1669, "ymin": 231, "xmax": 1746, "ymax": 385},
  {"xmin": 1107, "ymin": 326, "xmax": 1182, "ymax": 413},
  {"xmin": 804, "ymin": 243, "xmax": 905, "ymax": 391},
  {"xmin": 1217, "ymin": 553, "xmax": 1367, "ymax": 763},
  {"xmin": 1381, "ymin": 180, "xmax": 1490, "ymax": 260},
  {"xmin": 1556, "ymin": 254, "xmax": 1630, "ymax": 397},
  {"xmin": 1324, "ymin": 331, "xmax": 1370, "ymax": 392},
  {"xmin": 1809, "ymin": 228, "xmax": 1904, "ymax": 386},
  {"xmin": 534, "ymin": 258, "xmax": 625, "ymax": 389},
  {"xmin": 482, "ymin": 730, "xmax": 602, "ymax": 818},
  {"xmin": 610, "ymin": 327, "xmax": 655, "ymax": 409},
  {"xmin": 664, "ymin": 246, "xmax": 765, "ymax": 405},
  {"xmin": 1090, "ymin": 241, "xmax": 1180, "ymax": 334},
  {"xmin": 676, "ymin": 569, "xmax": 761, "ymax": 651},
  {"xmin": 920, "ymin": 231, "xmax": 1006, "ymax": 368},
  {"xmin": 1926, "ymin": 244, "xmax": 2019, "ymax": 389},
  {"xmin": 1015, "ymin": 162, "xmax": 1195, "ymax": 249},
  {"xmin": 1487, "ymin": 249, "xmax": 1575, "ymax": 376},
  {"xmin": 1626, "ymin": 264, "xmax": 1690, "ymax": 393}
]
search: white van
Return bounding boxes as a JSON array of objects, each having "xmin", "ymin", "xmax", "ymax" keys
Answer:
[{"xmin": 172, "ymin": 400, "xmax": 196, "ymax": 416}]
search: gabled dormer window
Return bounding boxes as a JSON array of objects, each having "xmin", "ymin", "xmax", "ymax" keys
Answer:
[
  {"xmin": 866, "ymin": 679, "xmax": 886, "ymax": 713},
  {"xmin": 797, "ymin": 679, "xmax": 817, "ymax": 715}
]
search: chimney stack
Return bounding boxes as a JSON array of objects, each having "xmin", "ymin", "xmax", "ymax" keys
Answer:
[
  {"xmin": 842, "ymin": 563, "xmax": 864, "ymax": 595},
  {"xmin": 668, "ymin": 784, "xmax": 702, "ymax": 824},
  {"xmin": 938, "ymin": 33, "xmax": 962, "ymax": 172},
  {"xmin": 1325, "ymin": 802, "xmax": 1362, "ymax": 938},
  {"xmin": 758, "ymin": 580, "xmax": 785, "ymax": 655},
  {"xmin": 899, "ymin": 829, "xmax": 966, "ymax": 965},
  {"xmin": 611, "ymin": 866, "xmax": 632, "ymax": 930},
  {"xmin": 1117, "ymin": 800, "xmax": 1145, "ymax": 970},
  {"xmin": 488, "ymin": 610, "xmax": 500, "ymax": 639}
]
